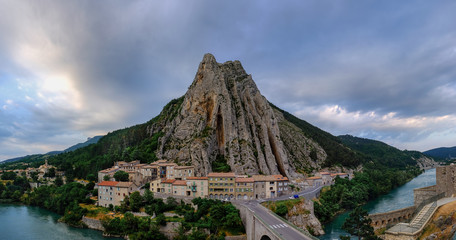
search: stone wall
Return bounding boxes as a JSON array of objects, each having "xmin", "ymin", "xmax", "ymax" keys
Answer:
[
  {"xmin": 369, "ymin": 206, "xmax": 416, "ymax": 230},
  {"xmin": 414, "ymin": 185, "xmax": 437, "ymax": 206},
  {"xmin": 436, "ymin": 165, "xmax": 456, "ymax": 197},
  {"xmin": 225, "ymin": 236, "xmax": 247, "ymax": 240},
  {"xmin": 82, "ymin": 217, "xmax": 105, "ymax": 231}
]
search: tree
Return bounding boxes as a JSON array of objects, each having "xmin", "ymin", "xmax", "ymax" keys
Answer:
[
  {"xmin": 275, "ymin": 204, "xmax": 288, "ymax": 217},
  {"xmin": 103, "ymin": 175, "xmax": 111, "ymax": 181},
  {"xmin": 1, "ymin": 172, "xmax": 17, "ymax": 180},
  {"xmin": 113, "ymin": 171, "xmax": 129, "ymax": 182},
  {"xmin": 130, "ymin": 191, "xmax": 144, "ymax": 212},
  {"xmin": 54, "ymin": 176, "xmax": 64, "ymax": 186},
  {"xmin": 342, "ymin": 206, "xmax": 378, "ymax": 240}
]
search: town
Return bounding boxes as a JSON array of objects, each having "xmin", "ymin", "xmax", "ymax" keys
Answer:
[{"xmin": 96, "ymin": 159, "xmax": 349, "ymax": 208}]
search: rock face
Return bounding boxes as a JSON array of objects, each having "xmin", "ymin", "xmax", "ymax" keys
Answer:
[
  {"xmin": 156, "ymin": 54, "xmax": 326, "ymax": 178},
  {"xmin": 286, "ymin": 199, "xmax": 325, "ymax": 236}
]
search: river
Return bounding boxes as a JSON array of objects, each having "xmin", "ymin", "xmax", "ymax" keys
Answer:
[
  {"xmin": 0, "ymin": 204, "xmax": 120, "ymax": 240},
  {"xmin": 319, "ymin": 168, "xmax": 437, "ymax": 240}
]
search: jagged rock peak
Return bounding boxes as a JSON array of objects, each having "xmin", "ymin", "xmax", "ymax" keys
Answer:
[{"xmin": 157, "ymin": 53, "xmax": 303, "ymax": 178}]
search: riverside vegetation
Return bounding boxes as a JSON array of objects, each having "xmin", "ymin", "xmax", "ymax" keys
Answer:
[{"xmin": 0, "ymin": 172, "xmax": 244, "ymax": 239}]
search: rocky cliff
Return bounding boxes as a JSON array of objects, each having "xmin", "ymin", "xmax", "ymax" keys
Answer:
[{"xmin": 154, "ymin": 54, "xmax": 326, "ymax": 178}]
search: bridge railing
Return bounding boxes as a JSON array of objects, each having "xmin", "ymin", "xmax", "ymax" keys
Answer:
[
  {"xmin": 260, "ymin": 205, "xmax": 319, "ymax": 240},
  {"xmin": 408, "ymin": 192, "xmax": 444, "ymax": 223},
  {"xmin": 251, "ymin": 210, "xmax": 286, "ymax": 240}
]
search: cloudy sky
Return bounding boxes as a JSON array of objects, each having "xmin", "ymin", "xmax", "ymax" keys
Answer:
[{"xmin": 1, "ymin": 1, "xmax": 455, "ymax": 160}]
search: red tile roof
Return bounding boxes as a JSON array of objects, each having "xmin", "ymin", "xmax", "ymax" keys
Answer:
[
  {"xmin": 236, "ymin": 177, "xmax": 254, "ymax": 183},
  {"xmin": 98, "ymin": 181, "xmax": 118, "ymax": 186},
  {"xmin": 162, "ymin": 179, "xmax": 176, "ymax": 184},
  {"xmin": 173, "ymin": 180, "xmax": 187, "ymax": 186}
]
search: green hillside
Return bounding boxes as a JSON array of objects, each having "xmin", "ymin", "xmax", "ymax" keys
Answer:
[
  {"xmin": 338, "ymin": 135, "xmax": 426, "ymax": 169},
  {"xmin": 424, "ymin": 146, "xmax": 456, "ymax": 160}
]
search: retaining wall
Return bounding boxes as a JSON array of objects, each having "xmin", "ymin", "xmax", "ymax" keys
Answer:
[
  {"xmin": 414, "ymin": 185, "xmax": 437, "ymax": 206},
  {"xmin": 369, "ymin": 206, "xmax": 416, "ymax": 230}
]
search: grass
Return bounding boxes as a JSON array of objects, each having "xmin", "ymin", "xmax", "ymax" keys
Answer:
[
  {"xmin": 80, "ymin": 203, "xmax": 122, "ymax": 220},
  {"xmin": 419, "ymin": 201, "xmax": 456, "ymax": 239}
]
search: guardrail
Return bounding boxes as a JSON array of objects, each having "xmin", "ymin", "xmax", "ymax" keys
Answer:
[{"xmin": 259, "ymin": 204, "xmax": 319, "ymax": 240}]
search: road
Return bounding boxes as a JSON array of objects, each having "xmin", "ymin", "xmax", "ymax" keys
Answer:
[
  {"xmin": 241, "ymin": 200, "xmax": 315, "ymax": 240},
  {"xmin": 236, "ymin": 185, "xmax": 326, "ymax": 240},
  {"xmin": 270, "ymin": 185, "xmax": 325, "ymax": 201}
]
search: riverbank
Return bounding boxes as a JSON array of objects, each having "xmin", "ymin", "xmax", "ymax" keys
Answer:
[
  {"xmin": 0, "ymin": 204, "xmax": 120, "ymax": 240},
  {"xmin": 319, "ymin": 168, "xmax": 436, "ymax": 239}
]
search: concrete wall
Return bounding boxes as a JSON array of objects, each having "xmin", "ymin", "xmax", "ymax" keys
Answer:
[
  {"xmin": 414, "ymin": 185, "xmax": 437, "ymax": 206},
  {"xmin": 369, "ymin": 206, "xmax": 416, "ymax": 230}
]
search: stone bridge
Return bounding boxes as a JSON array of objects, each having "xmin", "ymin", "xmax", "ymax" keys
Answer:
[
  {"xmin": 369, "ymin": 206, "xmax": 416, "ymax": 230},
  {"xmin": 234, "ymin": 202, "xmax": 315, "ymax": 240}
]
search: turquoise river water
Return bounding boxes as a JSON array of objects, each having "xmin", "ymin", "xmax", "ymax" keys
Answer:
[
  {"xmin": 0, "ymin": 204, "xmax": 120, "ymax": 240},
  {"xmin": 319, "ymin": 168, "xmax": 440, "ymax": 240}
]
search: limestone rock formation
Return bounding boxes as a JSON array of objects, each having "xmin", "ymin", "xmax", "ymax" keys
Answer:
[
  {"xmin": 155, "ymin": 54, "xmax": 325, "ymax": 177},
  {"xmin": 286, "ymin": 199, "xmax": 325, "ymax": 236}
]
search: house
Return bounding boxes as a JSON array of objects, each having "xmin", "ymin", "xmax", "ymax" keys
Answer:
[
  {"xmin": 150, "ymin": 178, "xmax": 162, "ymax": 193},
  {"xmin": 186, "ymin": 177, "xmax": 208, "ymax": 198},
  {"xmin": 273, "ymin": 175, "xmax": 290, "ymax": 196},
  {"xmin": 98, "ymin": 167, "xmax": 119, "ymax": 183},
  {"xmin": 235, "ymin": 177, "xmax": 254, "ymax": 200},
  {"xmin": 306, "ymin": 176, "xmax": 323, "ymax": 187},
  {"xmin": 161, "ymin": 179, "xmax": 176, "ymax": 194},
  {"xmin": 174, "ymin": 166, "xmax": 194, "ymax": 180},
  {"xmin": 208, "ymin": 172, "xmax": 236, "ymax": 200},
  {"xmin": 97, "ymin": 181, "xmax": 138, "ymax": 207},
  {"xmin": 252, "ymin": 174, "xmax": 290, "ymax": 199},
  {"xmin": 172, "ymin": 180, "xmax": 188, "ymax": 196},
  {"xmin": 318, "ymin": 172, "xmax": 332, "ymax": 185}
]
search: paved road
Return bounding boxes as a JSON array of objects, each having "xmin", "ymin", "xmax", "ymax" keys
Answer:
[
  {"xmin": 269, "ymin": 184, "xmax": 326, "ymax": 202},
  {"xmin": 241, "ymin": 200, "xmax": 314, "ymax": 240}
]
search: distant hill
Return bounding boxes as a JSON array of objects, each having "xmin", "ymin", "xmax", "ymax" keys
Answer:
[
  {"xmin": 338, "ymin": 135, "xmax": 437, "ymax": 169},
  {"xmin": 63, "ymin": 136, "xmax": 104, "ymax": 152},
  {"xmin": 424, "ymin": 147, "xmax": 456, "ymax": 160},
  {"xmin": 0, "ymin": 135, "xmax": 103, "ymax": 164}
]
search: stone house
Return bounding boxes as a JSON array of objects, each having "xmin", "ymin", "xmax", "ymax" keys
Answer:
[
  {"xmin": 174, "ymin": 166, "xmax": 194, "ymax": 180},
  {"xmin": 97, "ymin": 181, "xmax": 138, "ymax": 207},
  {"xmin": 186, "ymin": 177, "xmax": 208, "ymax": 198},
  {"xmin": 317, "ymin": 172, "xmax": 332, "ymax": 185},
  {"xmin": 172, "ymin": 180, "xmax": 188, "ymax": 196},
  {"xmin": 235, "ymin": 177, "xmax": 254, "ymax": 200},
  {"xmin": 306, "ymin": 176, "xmax": 323, "ymax": 187}
]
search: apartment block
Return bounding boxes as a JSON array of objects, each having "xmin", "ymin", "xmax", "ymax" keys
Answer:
[{"xmin": 208, "ymin": 172, "xmax": 236, "ymax": 200}]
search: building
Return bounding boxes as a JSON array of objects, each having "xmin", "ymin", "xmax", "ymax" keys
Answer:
[
  {"xmin": 306, "ymin": 176, "xmax": 323, "ymax": 187},
  {"xmin": 161, "ymin": 179, "xmax": 176, "ymax": 194},
  {"xmin": 174, "ymin": 166, "xmax": 195, "ymax": 180},
  {"xmin": 172, "ymin": 180, "xmax": 188, "ymax": 196},
  {"xmin": 208, "ymin": 172, "xmax": 236, "ymax": 200},
  {"xmin": 318, "ymin": 172, "xmax": 332, "ymax": 185},
  {"xmin": 98, "ymin": 167, "xmax": 119, "ymax": 182},
  {"xmin": 252, "ymin": 175, "xmax": 289, "ymax": 198},
  {"xmin": 150, "ymin": 178, "xmax": 162, "ymax": 193},
  {"xmin": 186, "ymin": 177, "xmax": 208, "ymax": 198},
  {"xmin": 235, "ymin": 177, "xmax": 254, "ymax": 200},
  {"xmin": 97, "ymin": 181, "xmax": 138, "ymax": 207},
  {"xmin": 274, "ymin": 175, "xmax": 290, "ymax": 196}
]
